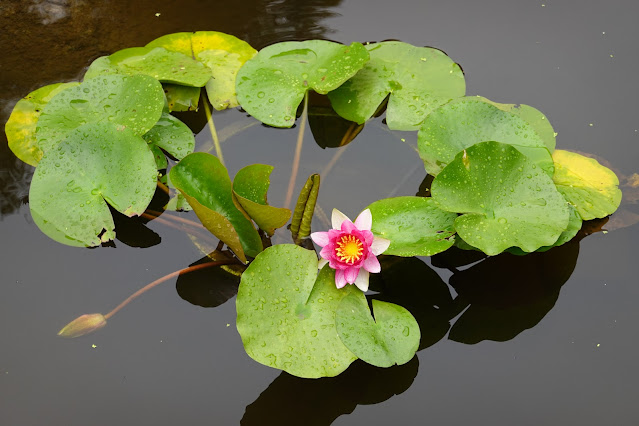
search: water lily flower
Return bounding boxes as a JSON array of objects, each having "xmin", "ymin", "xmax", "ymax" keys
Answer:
[{"xmin": 311, "ymin": 208, "xmax": 390, "ymax": 292}]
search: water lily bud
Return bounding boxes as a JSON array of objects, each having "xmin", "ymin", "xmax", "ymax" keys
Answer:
[{"xmin": 58, "ymin": 313, "xmax": 107, "ymax": 338}]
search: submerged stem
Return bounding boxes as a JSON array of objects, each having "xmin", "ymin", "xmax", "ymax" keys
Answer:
[
  {"xmin": 204, "ymin": 101, "xmax": 224, "ymax": 166},
  {"xmin": 145, "ymin": 210, "xmax": 205, "ymax": 230},
  {"xmin": 156, "ymin": 180, "xmax": 170, "ymax": 195},
  {"xmin": 284, "ymin": 92, "xmax": 309, "ymax": 209},
  {"xmin": 104, "ymin": 260, "xmax": 235, "ymax": 321}
]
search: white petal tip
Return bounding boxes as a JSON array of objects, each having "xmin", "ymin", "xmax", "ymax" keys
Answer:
[
  {"xmin": 354, "ymin": 208, "xmax": 373, "ymax": 231},
  {"xmin": 371, "ymin": 236, "xmax": 391, "ymax": 255},
  {"xmin": 318, "ymin": 258, "xmax": 328, "ymax": 270},
  {"xmin": 331, "ymin": 208, "xmax": 350, "ymax": 230}
]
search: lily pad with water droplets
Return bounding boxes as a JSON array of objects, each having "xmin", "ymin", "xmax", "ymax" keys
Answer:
[
  {"xmin": 5, "ymin": 82, "xmax": 79, "ymax": 166},
  {"xmin": 336, "ymin": 294, "xmax": 420, "ymax": 368},
  {"xmin": 147, "ymin": 31, "xmax": 257, "ymax": 110},
  {"xmin": 169, "ymin": 152, "xmax": 262, "ymax": 263},
  {"xmin": 29, "ymin": 122, "xmax": 158, "ymax": 247},
  {"xmin": 84, "ymin": 46, "xmax": 211, "ymax": 87},
  {"xmin": 232, "ymin": 164, "xmax": 291, "ymax": 236},
  {"xmin": 552, "ymin": 150, "xmax": 622, "ymax": 220},
  {"xmin": 431, "ymin": 141, "xmax": 569, "ymax": 255},
  {"xmin": 418, "ymin": 97, "xmax": 554, "ymax": 176},
  {"xmin": 367, "ymin": 196, "xmax": 457, "ymax": 256},
  {"xmin": 474, "ymin": 96, "xmax": 556, "ymax": 152},
  {"xmin": 236, "ymin": 40, "xmax": 369, "ymax": 127},
  {"xmin": 163, "ymin": 84, "xmax": 201, "ymax": 112},
  {"xmin": 142, "ymin": 112, "xmax": 194, "ymax": 161},
  {"xmin": 36, "ymin": 74, "xmax": 165, "ymax": 155},
  {"xmin": 149, "ymin": 144, "xmax": 168, "ymax": 170},
  {"xmin": 328, "ymin": 41, "xmax": 466, "ymax": 131},
  {"xmin": 507, "ymin": 205, "xmax": 582, "ymax": 255},
  {"xmin": 236, "ymin": 245, "xmax": 358, "ymax": 378}
]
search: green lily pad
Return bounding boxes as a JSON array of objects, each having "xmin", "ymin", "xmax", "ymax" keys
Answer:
[
  {"xmin": 169, "ymin": 152, "xmax": 262, "ymax": 263},
  {"xmin": 336, "ymin": 294, "xmax": 420, "ymax": 367},
  {"xmin": 149, "ymin": 144, "xmax": 168, "ymax": 170},
  {"xmin": 236, "ymin": 40, "xmax": 369, "ymax": 127},
  {"xmin": 36, "ymin": 74, "xmax": 165, "ymax": 154},
  {"xmin": 552, "ymin": 149, "xmax": 622, "ymax": 220},
  {"xmin": 165, "ymin": 192, "xmax": 192, "ymax": 212},
  {"xmin": 84, "ymin": 46, "xmax": 211, "ymax": 87},
  {"xmin": 6, "ymin": 82, "xmax": 79, "ymax": 166},
  {"xmin": 367, "ymin": 196, "xmax": 457, "ymax": 256},
  {"xmin": 328, "ymin": 41, "xmax": 466, "ymax": 131},
  {"xmin": 147, "ymin": 31, "xmax": 257, "ymax": 110},
  {"xmin": 507, "ymin": 205, "xmax": 582, "ymax": 255},
  {"xmin": 146, "ymin": 32, "xmax": 194, "ymax": 56},
  {"xmin": 418, "ymin": 97, "xmax": 554, "ymax": 176},
  {"xmin": 29, "ymin": 122, "xmax": 158, "ymax": 247},
  {"xmin": 163, "ymin": 84, "xmax": 201, "ymax": 112},
  {"xmin": 431, "ymin": 141, "xmax": 569, "ymax": 255},
  {"xmin": 142, "ymin": 112, "xmax": 194, "ymax": 160},
  {"xmin": 236, "ymin": 245, "xmax": 358, "ymax": 378},
  {"xmin": 232, "ymin": 164, "xmax": 291, "ymax": 236},
  {"xmin": 475, "ymin": 96, "xmax": 556, "ymax": 152}
]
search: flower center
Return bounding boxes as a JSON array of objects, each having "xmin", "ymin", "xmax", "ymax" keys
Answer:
[{"xmin": 335, "ymin": 234, "xmax": 364, "ymax": 264}]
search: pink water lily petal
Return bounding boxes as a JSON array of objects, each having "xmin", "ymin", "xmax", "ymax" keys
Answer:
[
  {"xmin": 344, "ymin": 266, "xmax": 359, "ymax": 283},
  {"xmin": 354, "ymin": 269, "xmax": 370, "ymax": 292},
  {"xmin": 341, "ymin": 220, "xmax": 356, "ymax": 233},
  {"xmin": 371, "ymin": 236, "xmax": 391, "ymax": 256},
  {"xmin": 335, "ymin": 269, "xmax": 347, "ymax": 288},
  {"xmin": 320, "ymin": 207, "xmax": 390, "ymax": 291},
  {"xmin": 363, "ymin": 252, "xmax": 381, "ymax": 273},
  {"xmin": 361, "ymin": 229, "xmax": 374, "ymax": 246},
  {"xmin": 331, "ymin": 208, "xmax": 350, "ymax": 230},
  {"xmin": 354, "ymin": 208, "xmax": 372, "ymax": 232},
  {"xmin": 320, "ymin": 245, "xmax": 333, "ymax": 260},
  {"xmin": 311, "ymin": 231, "xmax": 330, "ymax": 247}
]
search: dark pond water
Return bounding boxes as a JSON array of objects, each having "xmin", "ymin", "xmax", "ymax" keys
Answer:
[{"xmin": 1, "ymin": 0, "xmax": 638, "ymax": 424}]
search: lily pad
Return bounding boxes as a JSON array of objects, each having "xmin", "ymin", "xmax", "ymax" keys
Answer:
[
  {"xmin": 552, "ymin": 150, "xmax": 622, "ymax": 220},
  {"xmin": 84, "ymin": 46, "xmax": 211, "ymax": 87},
  {"xmin": 507, "ymin": 205, "xmax": 582, "ymax": 255},
  {"xmin": 149, "ymin": 144, "xmax": 168, "ymax": 170},
  {"xmin": 6, "ymin": 82, "xmax": 79, "ymax": 166},
  {"xmin": 147, "ymin": 31, "xmax": 257, "ymax": 110},
  {"xmin": 163, "ymin": 84, "xmax": 201, "ymax": 112},
  {"xmin": 232, "ymin": 164, "xmax": 291, "ymax": 236},
  {"xmin": 475, "ymin": 96, "xmax": 556, "ymax": 152},
  {"xmin": 169, "ymin": 152, "xmax": 262, "ymax": 263},
  {"xmin": 236, "ymin": 245, "xmax": 358, "ymax": 378},
  {"xmin": 36, "ymin": 74, "xmax": 165, "ymax": 153},
  {"xmin": 142, "ymin": 112, "xmax": 194, "ymax": 160},
  {"xmin": 165, "ymin": 192, "xmax": 192, "ymax": 212},
  {"xmin": 29, "ymin": 122, "xmax": 158, "ymax": 247},
  {"xmin": 367, "ymin": 196, "xmax": 457, "ymax": 256},
  {"xmin": 418, "ymin": 97, "xmax": 554, "ymax": 176},
  {"xmin": 336, "ymin": 294, "xmax": 420, "ymax": 367},
  {"xmin": 328, "ymin": 41, "xmax": 466, "ymax": 131},
  {"xmin": 236, "ymin": 40, "xmax": 369, "ymax": 127},
  {"xmin": 431, "ymin": 141, "xmax": 570, "ymax": 255}
]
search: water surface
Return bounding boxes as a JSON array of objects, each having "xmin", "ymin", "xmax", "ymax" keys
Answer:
[{"xmin": 1, "ymin": 1, "xmax": 638, "ymax": 425}]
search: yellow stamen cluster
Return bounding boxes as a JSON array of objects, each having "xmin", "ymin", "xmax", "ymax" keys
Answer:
[{"xmin": 335, "ymin": 234, "xmax": 364, "ymax": 264}]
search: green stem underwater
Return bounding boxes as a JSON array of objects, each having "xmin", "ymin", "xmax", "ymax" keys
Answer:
[
  {"xmin": 204, "ymin": 100, "xmax": 224, "ymax": 166},
  {"xmin": 284, "ymin": 91, "xmax": 309, "ymax": 209}
]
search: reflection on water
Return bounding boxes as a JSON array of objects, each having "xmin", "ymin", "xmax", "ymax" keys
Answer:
[
  {"xmin": 1, "ymin": 0, "xmax": 638, "ymax": 424},
  {"xmin": 0, "ymin": 157, "xmax": 31, "ymax": 219},
  {"xmin": 0, "ymin": 0, "xmax": 342, "ymax": 216},
  {"xmin": 242, "ymin": 357, "xmax": 418, "ymax": 425},
  {"xmin": 28, "ymin": 0, "xmax": 71, "ymax": 25}
]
